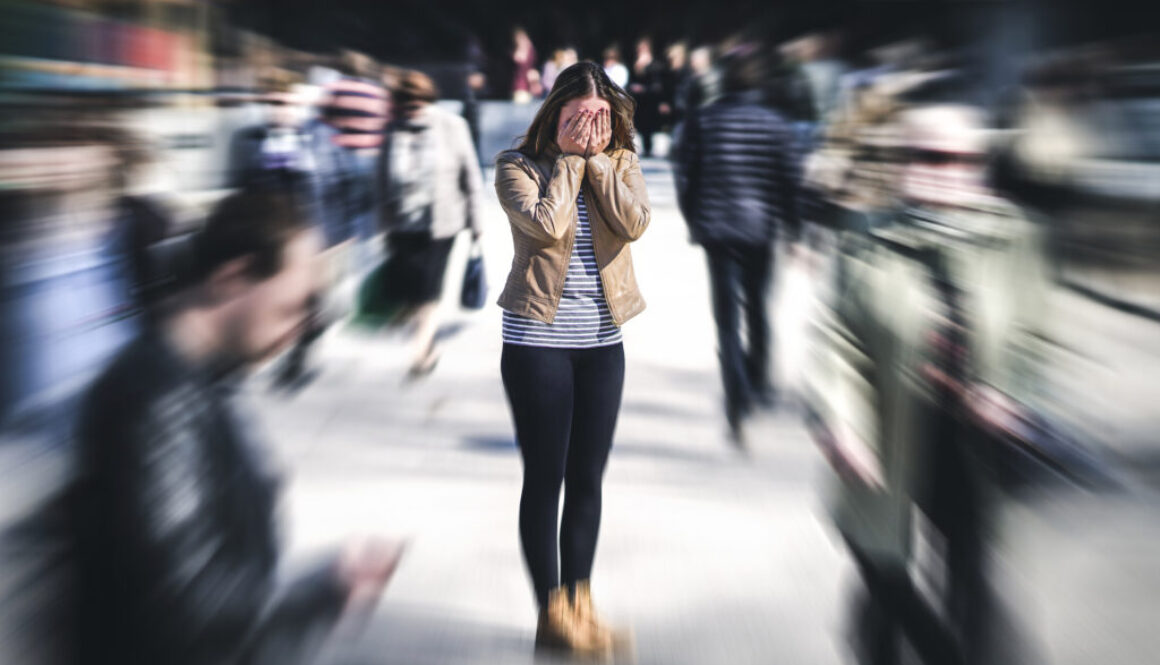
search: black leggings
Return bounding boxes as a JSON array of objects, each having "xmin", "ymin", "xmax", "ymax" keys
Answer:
[{"xmin": 500, "ymin": 343, "xmax": 625, "ymax": 608}]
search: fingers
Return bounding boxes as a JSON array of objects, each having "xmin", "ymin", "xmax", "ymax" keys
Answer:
[
  {"xmin": 558, "ymin": 112, "xmax": 581, "ymax": 146},
  {"xmin": 572, "ymin": 110, "xmax": 594, "ymax": 142},
  {"xmin": 581, "ymin": 109, "xmax": 611, "ymax": 157},
  {"xmin": 562, "ymin": 111, "xmax": 580, "ymax": 136}
]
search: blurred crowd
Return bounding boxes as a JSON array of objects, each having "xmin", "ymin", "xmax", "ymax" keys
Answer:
[{"xmin": 2, "ymin": 1, "xmax": 1159, "ymax": 664}]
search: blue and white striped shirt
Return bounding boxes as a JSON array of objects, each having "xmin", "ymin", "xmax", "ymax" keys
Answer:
[{"xmin": 502, "ymin": 192, "xmax": 623, "ymax": 349}]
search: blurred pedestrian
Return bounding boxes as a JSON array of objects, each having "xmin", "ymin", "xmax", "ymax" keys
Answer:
[
  {"xmin": 511, "ymin": 27, "xmax": 541, "ymax": 103},
  {"xmin": 98, "ymin": 124, "xmax": 174, "ymax": 329},
  {"xmin": 313, "ymin": 53, "xmax": 390, "ymax": 245},
  {"xmin": 602, "ymin": 45, "xmax": 629, "ymax": 89},
  {"xmin": 0, "ymin": 121, "xmax": 160, "ymax": 427},
  {"xmin": 899, "ymin": 102, "xmax": 1051, "ymax": 665},
  {"xmin": 463, "ymin": 36, "xmax": 489, "ymax": 157},
  {"xmin": 380, "ymin": 70, "xmax": 484, "ymax": 378},
  {"xmin": 805, "ymin": 99, "xmax": 1051, "ymax": 665},
  {"xmin": 274, "ymin": 60, "xmax": 389, "ymax": 391},
  {"xmin": 682, "ymin": 45, "xmax": 721, "ymax": 111},
  {"xmin": 494, "ymin": 61, "xmax": 649, "ymax": 658},
  {"xmin": 628, "ymin": 37, "xmax": 666, "ymax": 157},
  {"xmin": 673, "ymin": 48, "xmax": 801, "ymax": 444},
  {"xmin": 661, "ymin": 42, "xmax": 689, "ymax": 129},
  {"xmin": 797, "ymin": 31, "xmax": 848, "ymax": 128},
  {"xmin": 541, "ymin": 46, "xmax": 579, "ymax": 96},
  {"xmin": 228, "ymin": 77, "xmax": 315, "ymax": 196},
  {"xmin": 70, "ymin": 189, "xmax": 404, "ymax": 665}
]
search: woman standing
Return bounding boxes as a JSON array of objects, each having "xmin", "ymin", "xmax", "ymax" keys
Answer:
[
  {"xmin": 494, "ymin": 62, "xmax": 650, "ymax": 658},
  {"xmin": 380, "ymin": 70, "xmax": 484, "ymax": 377}
]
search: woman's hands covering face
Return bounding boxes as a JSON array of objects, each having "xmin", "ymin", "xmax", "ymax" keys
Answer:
[
  {"xmin": 557, "ymin": 109, "xmax": 594, "ymax": 156},
  {"xmin": 585, "ymin": 108, "xmax": 611, "ymax": 157}
]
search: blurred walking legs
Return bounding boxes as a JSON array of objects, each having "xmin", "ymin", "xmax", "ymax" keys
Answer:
[{"xmin": 704, "ymin": 242, "xmax": 774, "ymax": 440}]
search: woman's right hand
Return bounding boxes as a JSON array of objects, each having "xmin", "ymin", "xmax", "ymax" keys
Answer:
[{"xmin": 557, "ymin": 109, "xmax": 594, "ymax": 156}]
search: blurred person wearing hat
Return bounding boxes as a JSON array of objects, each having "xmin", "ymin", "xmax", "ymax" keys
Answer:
[{"xmin": 806, "ymin": 97, "xmax": 1051, "ymax": 665}]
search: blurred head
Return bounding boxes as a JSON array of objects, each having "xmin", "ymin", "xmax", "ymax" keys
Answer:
[
  {"xmin": 690, "ymin": 46, "xmax": 713, "ymax": 75},
  {"xmin": 260, "ymin": 91, "xmax": 302, "ymax": 128},
  {"xmin": 899, "ymin": 104, "xmax": 991, "ymax": 206},
  {"xmin": 517, "ymin": 61, "xmax": 636, "ymax": 157},
  {"xmin": 667, "ymin": 42, "xmax": 688, "ymax": 70},
  {"xmin": 192, "ymin": 189, "xmax": 320, "ymax": 367},
  {"xmin": 258, "ymin": 73, "xmax": 304, "ymax": 128},
  {"xmin": 338, "ymin": 50, "xmax": 378, "ymax": 79},
  {"xmin": 561, "ymin": 47, "xmax": 579, "ymax": 67},
  {"xmin": 720, "ymin": 45, "xmax": 768, "ymax": 94},
  {"xmin": 636, "ymin": 38, "xmax": 653, "ymax": 57},
  {"xmin": 393, "ymin": 70, "xmax": 439, "ymax": 121},
  {"xmin": 603, "ymin": 45, "xmax": 622, "ymax": 65}
]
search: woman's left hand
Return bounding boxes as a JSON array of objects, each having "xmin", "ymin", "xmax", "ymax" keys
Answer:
[{"xmin": 585, "ymin": 108, "xmax": 612, "ymax": 158}]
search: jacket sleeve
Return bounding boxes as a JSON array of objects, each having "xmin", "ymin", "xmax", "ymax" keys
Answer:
[
  {"xmin": 494, "ymin": 153, "xmax": 586, "ymax": 242},
  {"xmin": 583, "ymin": 151, "xmax": 651, "ymax": 242},
  {"xmin": 455, "ymin": 116, "xmax": 485, "ymax": 236}
]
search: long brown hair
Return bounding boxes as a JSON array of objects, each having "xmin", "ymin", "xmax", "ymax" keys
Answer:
[{"xmin": 516, "ymin": 61, "xmax": 636, "ymax": 157}]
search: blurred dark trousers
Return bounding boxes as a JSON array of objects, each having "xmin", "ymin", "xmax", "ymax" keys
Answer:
[
  {"xmin": 919, "ymin": 413, "xmax": 992, "ymax": 665},
  {"xmin": 848, "ymin": 543, "xmax": 965, "ymax": 665},
  {"xmin": 703, "ymin": 242, "xmax": 774, "ymax": 415},
  {"xmin": 500, "ymin": 342, "xmax": 624, "ymax": 607}
]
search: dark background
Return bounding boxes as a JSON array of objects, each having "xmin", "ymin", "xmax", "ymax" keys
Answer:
[{"xmin": 225, "ymin": 0, "xmax": 1160, "ymax": 98}]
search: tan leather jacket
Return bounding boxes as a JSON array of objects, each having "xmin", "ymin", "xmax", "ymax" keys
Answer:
[{"xmin": 494, "ymin": 146, "xmax": 650, "ymax": 325}]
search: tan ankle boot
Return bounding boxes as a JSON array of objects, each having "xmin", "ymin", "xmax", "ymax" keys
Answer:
[
  {"xmin": 572, "ymin": 581, "xmax": 633, "ymax": 658},
  {"xmin": 535, "ymin": 587, "xmax": 612, "ymax": 660}
]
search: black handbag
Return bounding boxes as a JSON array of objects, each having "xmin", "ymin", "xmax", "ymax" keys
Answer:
[{"xmin": 460, "ymin": 239, "xmax": 487, "ymax": 310}]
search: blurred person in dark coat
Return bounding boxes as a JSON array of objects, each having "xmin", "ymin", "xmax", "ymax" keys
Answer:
[
  {"xmin": 69, "ymin": 189, "xmax": 403, "ymax": 665},
  {"xmin": 660, "ymin": 42, "xmax": 689, "ymax": 130},
  {"xmin": 628, "ymin": 37, "xmax": 666, "ymax": 157},
  {"xmin": 673, "ymin": 48, "xmax": 802, "ymax": 444}
]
